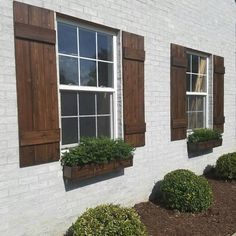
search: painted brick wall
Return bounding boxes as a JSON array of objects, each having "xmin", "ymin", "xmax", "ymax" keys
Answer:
[{"xmin": 0, "ymin": 0, "xmax": 235, "ymax": 235}]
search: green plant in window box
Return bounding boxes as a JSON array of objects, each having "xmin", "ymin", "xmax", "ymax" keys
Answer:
[
  {"xmin": 61, "ymin": 137, "xmax": 135, "ymax": 180},
  {"xmin": 187, "ymin": 128, "xmax": 222, "ymax": 152}
]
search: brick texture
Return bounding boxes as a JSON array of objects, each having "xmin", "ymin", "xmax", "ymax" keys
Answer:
[{"xmin": 0, "ymin": 0, "xmax": 235, "ymax": 235}]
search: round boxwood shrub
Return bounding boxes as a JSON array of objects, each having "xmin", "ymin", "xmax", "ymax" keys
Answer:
[
  {"xmin": 69, "ymin": 204, "xmax": 147, "ymax": 236},
  {"xmin": 215, "ymin": 153, "xmax": 236, "ymax": 180},
  {"xmin": 160, "ymin": 169, "xmax": 213, "ymax": 212}
]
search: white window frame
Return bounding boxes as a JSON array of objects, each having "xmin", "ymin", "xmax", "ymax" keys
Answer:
[
  {"xmin": 186, "ymin": 51, "xmax": 209, "ymax": 132},
  {"xmin": 56, "ymin": 18, "xmax": 118, "ymax": 149}
]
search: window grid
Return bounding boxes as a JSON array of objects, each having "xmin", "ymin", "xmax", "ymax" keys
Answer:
[
  {"xmin": 186, "ymin": 53, "xmax": 208, "ymax": 131},
  {"xmin": 57, "ymin": 20, "xmax": 116, "ymax": 147}
]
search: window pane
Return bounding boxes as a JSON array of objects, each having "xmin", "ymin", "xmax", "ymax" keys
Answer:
[
  {"xmin": 97, "ymin": 116, "xmax": 111, "ymax": 137},
  {"xmin": 196, "ymin": 112, "xmax": 204, "ymax": 128},
  {"xmin": 186, "ymin": 74, "xmax": 191, "ymax": 92},
  {"xmin": 80, "ymin": 59, "xmax": 97, "ymax": 86},
  {"xmin": 61, "ymin": 92, "xmax": 77, "ymax": 116},
  {"xmin": 79, "ymin": 29, "xmax": 96, "ymax": 58},
  {"xmin": 199, "ymin": 57, "xmax": 207, "ymax": 74},
  {"xmin": 192, "ymin": 75, "xmax": 206, "ymax": 92},
  {"xmin": 80, "ymin": 117, "xmax": 96, "ymax": 137},
  {"xmin": 98, "ymin": 62, "xmax": 113, "ymax": 87},
  {"xmin": 192, "ymin": 55, "xmax": 199, "ymax": 73},
  {"xmin": 59, "ymin": 56, "xmax": 79, "ymax": 85},
  {"xmin": 58, "ymin": 22, "xmax": 77, "ymax": 55},
  {"xmin": 188, "ymin": 96, "xmax": 204, "ymax": 112},
  {"xmin": 62, "ymin": 118, "xmax": 78, "ymax": 145},
  {"xmin": 79, "ymin": 92, "xmax": 95, "ymax": 115},
  {"xmin": 97, "ymin": 93, "xmax": 110, "ymax": 114},
  {"xmin": 97, "ymin": 33, "xmax": 113, "ymax": 61},
  {"xmin": 188, "ymin": 112, "xmax": 196, "ymax": 130},
  {"xmin": 187, "ymin": 54, "xmax": 191, "ymax": 73}
]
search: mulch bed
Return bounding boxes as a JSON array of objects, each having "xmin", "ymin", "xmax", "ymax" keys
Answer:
[{"xmin": 135, "ymin": 178, "xmax": 236, "ymax": 236}]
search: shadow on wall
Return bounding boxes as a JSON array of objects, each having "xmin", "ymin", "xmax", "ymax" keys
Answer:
[
  {"xmin": 188, "ymin": 149, "xmax": 213, "ymax": 158},
  {"xmin": 63, "ymin": 170, "xmax": 124, "ymax": 191},
  {"xmin": 149, "ymin": 180, "xmax": 163, "ymax": 204}
]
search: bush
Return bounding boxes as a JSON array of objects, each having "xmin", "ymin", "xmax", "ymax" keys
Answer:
[
  {"xmin": 160, "ymin": 169, "xmax": 213, "ymax": 212},
  {"xmin": 69, "ymin": 204, "xmax": 147, "ymax": 236},
  {"xmin": 61, "ymin": 137, "xmax": 135, "ymax": 167},
  {"xmin": 215, "ymin": 153, "xmax": 236, "ymax": 180},
  {"xmin": 188, "ymin": 128, "xmax": 222, "ymax": 144}
]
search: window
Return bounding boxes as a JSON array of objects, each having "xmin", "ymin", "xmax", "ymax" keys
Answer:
[
  {"xmin": 186, "ymin": 53, "xmax": 208, "ymax": 130},
  {"xmin": 57, "ymin": 20, "xmax": 117, "ymax": 147}
]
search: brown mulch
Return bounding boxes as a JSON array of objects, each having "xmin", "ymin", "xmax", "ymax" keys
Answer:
[{"xmin": 134, "ymin": 178, "xmax": 236, "ymax": 236}]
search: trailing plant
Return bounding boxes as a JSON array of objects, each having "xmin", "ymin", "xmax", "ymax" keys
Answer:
[
  {"xmin": 215, "ymin": 152, "xmax": 236, "ymax": 180},
  {"xmin": 187, "ymin": 128, "xmax": 222, "ymax": 144},
  {"xmin": 61, "ymin": 137, "xmax": 135, "ymax": 167},
  {"xmin": 160, "ymin": 169, "xmax": 213, "ymax": 212},
  {"xmin": 68, "ymin": 204, "xmax": 147, "ymax": 236}
]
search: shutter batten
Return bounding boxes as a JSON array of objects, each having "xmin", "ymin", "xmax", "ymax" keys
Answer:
[
  {"xmin": 122, "ymin": 31, "xmax": 146, "ymax": 147},
  {"xmin": 14, "ymin": 1, "xmax": 60, "ymax": 167},
  {"xmin": 170, "ymin": 44, "xmax": 187, "ymax": 141}
]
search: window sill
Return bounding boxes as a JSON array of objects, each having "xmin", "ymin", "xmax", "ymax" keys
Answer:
[
  {"xmin": 63, "ymin": 156, "xmax": 133, "ymax": 181},
  {"xmin": 187, "ymin": 139, "xmax": 222, "ymax": 153}
]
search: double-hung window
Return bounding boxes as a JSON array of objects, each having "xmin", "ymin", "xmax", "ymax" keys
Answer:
[
  {"xmin": 186, "ymin": 52, "xmax": 208, "ymax": 130},
  {"xmin": 57, "ymin": 20, "xmax": 117, "ymax": 147}
]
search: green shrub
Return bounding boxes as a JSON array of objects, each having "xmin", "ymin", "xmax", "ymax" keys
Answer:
[
  {"xmin": 188, "ymin": 128, "xmax": 222, "ymax": 144},
  {"xmin": 69, "ymin": 204, "xmax": 147, "ymax": 236},
  {"xmin": 215, "ymin": 153, "xmax": 236, "ymax": 180},
  {"xmin": 61, "ymin": 137, "xmax": 135, "ymax": 167},
  {"xmin": 160, "ymin": 169, "xmax": 213, "ymax": 212}
]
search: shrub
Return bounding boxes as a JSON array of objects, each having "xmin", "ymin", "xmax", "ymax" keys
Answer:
[
  {"xmin": 160, "ymin": 169, "xmax": 213, "ymax": 212},
  {"xmin": 215, "ymin": 153, "xmax": 236, "ymax": 180},
  {"xmin": 69, "ymin": 204, "xmax": 147, "ymax": 236},
  {"xmin": 187, "ymin": 128, "xmax": 222, "ymax": 144},
  {"xmin": 61, "ymin": 137, "xmax": 135, "ymax": 167}
]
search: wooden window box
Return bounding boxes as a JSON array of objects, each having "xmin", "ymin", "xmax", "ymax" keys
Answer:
[
  {"xmin": 63, "ymin": 156, "xmax": 133, "ymax": 180},
  {"xmin": 187, "ymin": 139, "xmax": 222, "ymax": 152}
]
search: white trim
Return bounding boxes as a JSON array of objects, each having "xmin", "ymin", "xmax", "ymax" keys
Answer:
[
  {"xmin": 57, "ymin": 18, "xmax": 117, "ymax": 36},
  {"xmin": 59, "ymin": 85, "xmax": 115, "ymax": 92},
  {"xmin": 186, "ymin": 72, "xmax": 207, "ymax": 76},
  {"xmin": 58, "ymin": 53, "xmax": 114, "ymax": 64},
  {"xmin": 113, "ymin": 35, "xmax": 118, "ymax": 139},
  {"xmin": 186, "ymin": 92, "xmax": 207, "ymax": 96},
  {"xmin": 55, "ymin": 16, "xmax": 62, "ymax": 153},
  {"xmin": 186, "ymin": 52, "xmax": 209, "ymax": 130},
  {"xmin": 57, "ymin": 18, "xmax": 118, "ymax": 147}
]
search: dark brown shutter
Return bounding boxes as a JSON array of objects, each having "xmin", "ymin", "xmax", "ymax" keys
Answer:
[
  {"xmin": 170, "ymin": 44, "xmax": 187, "ymax": 141},
  {"xmin": 122, "ymin": 32, "xmax": 146, "ymax": 147},
  {"xmin": 13, "ymin": 1, "xmax": 60, "ymax": 167},
  {"xmin": 213, "ymin": 55, "xmax": 225, "ymax": 133}
]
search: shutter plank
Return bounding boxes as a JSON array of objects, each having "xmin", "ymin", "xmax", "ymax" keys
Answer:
[
  {"xmin": 170, "ymin": 44, "xmax": 187, "ymax": 141},
  {"xmin": 213, "ymin": 55, "xmax": 225, "ymax": 133},
  {"xmin": 123, "ymin": 32, "xmax": 145, "ymax": 147}
]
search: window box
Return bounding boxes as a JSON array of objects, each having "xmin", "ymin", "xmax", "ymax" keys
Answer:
[
  {"xmin": 63, "ymin": 156, "xmax": 133, "ymax": 180},
  {"xmin": 187, "ymin": 139, "xmax": 222, "ymax": 152}
]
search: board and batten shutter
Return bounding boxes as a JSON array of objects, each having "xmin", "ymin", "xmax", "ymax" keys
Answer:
[
  {"xmin": 170, "ymin": 44, "xmax": 187, "ymax": 141},
  {"xmin": 122, "ymin": 32, "xmax": 146, "ymax": 147},
  {"xmin": 13, "ymin": 1, "xmax": 60, "ymax": 167},
  {"xmin": 213, "ymin": 55, "xmax": 225, "ymax": 133}
]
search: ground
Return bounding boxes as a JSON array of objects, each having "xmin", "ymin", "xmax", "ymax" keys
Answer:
[{"xmin": 135, "ymin": 178, "xmax": 236, "ymax": 236}]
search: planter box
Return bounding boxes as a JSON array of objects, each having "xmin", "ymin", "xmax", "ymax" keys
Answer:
[
  {"xmin": 63, "ymin": 156, "xmax": 133, "ymax": 180},
  {"xmin": 187, "ymin": 139, "xmax": 222, "ymax": 152}
]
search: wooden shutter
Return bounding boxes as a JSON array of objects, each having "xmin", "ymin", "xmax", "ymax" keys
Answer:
[
  {"xmin": 170, "ymin": 44, "xmax": 187, "ymax": 141},
  {"xmin": 122, "ymin": 32, "xmax": 146, "ymax": 147},
  {"xmin": 13, "ymin": 2, "xmax": 60, "ymax": 167},
  {"xmin": 213, "ymin": 55, "xmax": 225, "ymax": 133}
]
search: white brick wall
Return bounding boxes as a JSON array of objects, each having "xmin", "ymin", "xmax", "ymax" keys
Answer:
[{"xmin": 0, "ymin": 0, "xmax": 235, "ymax": 235}]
